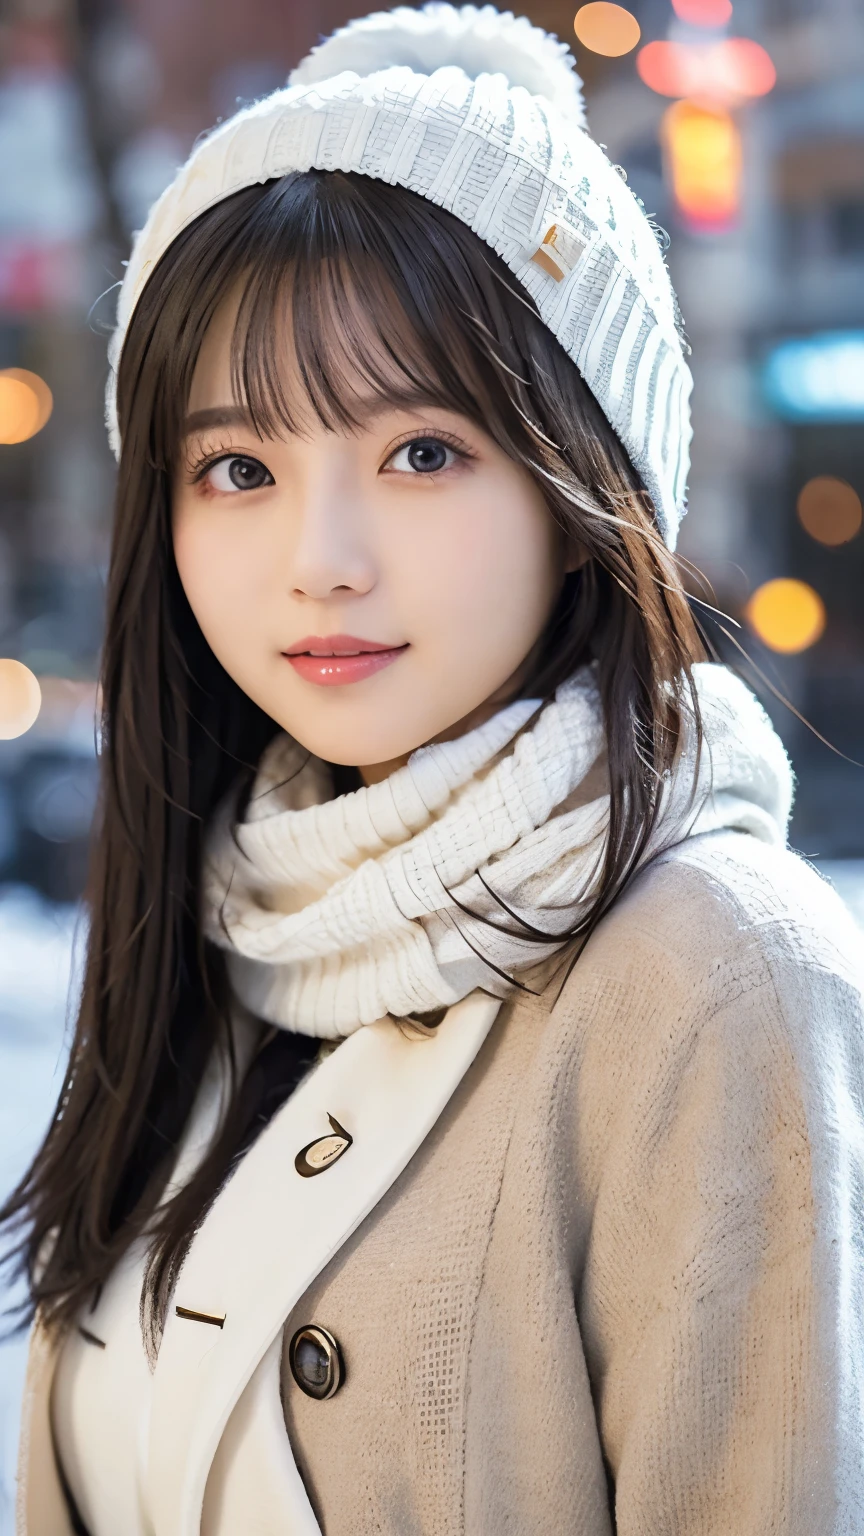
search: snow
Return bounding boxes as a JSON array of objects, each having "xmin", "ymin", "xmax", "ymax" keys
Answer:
[{"xmin": 0, "ymin": 889, "xmax": 83, "ymax": 1533}]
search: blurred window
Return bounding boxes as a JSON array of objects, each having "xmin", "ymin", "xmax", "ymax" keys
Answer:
[
  {"xmin": 831, "ymin": 199, "xmax": 864, "ymax": 257},
  {"xmin": 763, "ymin": 0, "xmax": 815, "ymax": 21},
  {"xmin": 777, "ymin": 137, "xmax": 864, "ymax": 264}
]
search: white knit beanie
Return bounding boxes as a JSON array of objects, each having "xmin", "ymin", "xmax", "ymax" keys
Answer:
[{"xmin": 106, "ymin": 3, "xmax": 693, "ymax": 547}]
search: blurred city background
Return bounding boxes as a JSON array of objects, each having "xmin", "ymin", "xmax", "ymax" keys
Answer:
[{"xmin": 1, "ymin": 0, "xmax": 863, "ymax": 1522}]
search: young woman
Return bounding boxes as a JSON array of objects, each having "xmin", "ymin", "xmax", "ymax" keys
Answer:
[{"xmin": 6, "ymin": 6, "xmax": 864, "ymax": 1533}]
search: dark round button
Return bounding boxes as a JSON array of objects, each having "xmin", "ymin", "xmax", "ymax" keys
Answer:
[{"xmin": 288, "ymin": 1324, "xmax": 344, "ymax": 1401}]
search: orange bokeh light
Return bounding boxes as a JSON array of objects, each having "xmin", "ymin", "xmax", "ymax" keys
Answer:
[
  {"xmin": 797, "ymin": 476, "xmax": 863, "ymax": 546},
  {"xmin": 0, "ymin": 368, "xmax": 53, "ymax": 445},
  {"xmin": 574, "ymin": 3, "xmax": 641, "ymax": 56},
  {"xmin": 672, "ymin": 0, "xmax": 733, "ymax": 26},
  {"xmin": 637, "ymin": 38, "xmax": 775, "ymax": 103},
  {"xmin": 0, "ymin": 659, "xmax": 42, "ymax": 739},
  {"xmin": 745, "ymin": 579, "xmax": 826, "ymax": 654},
  {"xmin": 662, "ymin": 100, "xmax": 741, "ymax": 229}
]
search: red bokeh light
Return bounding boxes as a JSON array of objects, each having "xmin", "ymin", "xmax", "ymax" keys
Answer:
[
  {"xmin": 637, "ymin": 38, "xmax": 776, "ymax": 102},
  {"xmin": 671, "ymin": 0, "xmax": 733, "ymax": 26}
]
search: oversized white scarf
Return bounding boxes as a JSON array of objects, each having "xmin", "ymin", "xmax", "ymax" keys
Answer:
[{"xmin": 203, "ymin": 664, "xmax": 793, "ymax": 1039}]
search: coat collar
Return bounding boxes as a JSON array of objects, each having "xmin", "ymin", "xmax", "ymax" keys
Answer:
[{"xmin": 146, "ymin": 992, "xmax": 500, "ymax": 1536}]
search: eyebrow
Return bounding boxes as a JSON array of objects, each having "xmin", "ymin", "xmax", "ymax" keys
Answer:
[
  {"xmin": 182, "ymin": 392, "xmax": 460, "ymax": 441},
  {"xmin": 183, "ymin": 406, "xmax": 257, "ymax": 437}
]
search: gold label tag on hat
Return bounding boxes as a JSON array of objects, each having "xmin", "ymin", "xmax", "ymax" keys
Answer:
[
  {"xmin": 295, "ymin": 1114, "xmax": 353, "ymax": 1178},
  {"xmin": 530, "ymin": 223, "xmax": 587, "ymax": 282}
]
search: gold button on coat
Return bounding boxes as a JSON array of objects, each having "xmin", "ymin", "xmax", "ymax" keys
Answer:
[
  {"xmin": 295, "ymin": 1114, "xmax": 353, "ymax": 1178},
  {"xmin": 288, "ymin": 1325, "xmax": 345, "ymax": 1400}
]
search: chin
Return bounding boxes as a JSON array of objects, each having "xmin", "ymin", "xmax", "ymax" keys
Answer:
[
  {"xmin": 263, "ymin": 672, "xmax": 489, "ymax": 770},
  {"xmin": 276, "ymin": 712, "xmax": 434, "ymax": 770}
]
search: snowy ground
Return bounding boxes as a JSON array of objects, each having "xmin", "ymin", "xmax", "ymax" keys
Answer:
[
  {"xmin": 0, "ymin": 864, "xmax": 862, "ymax": 1529},
  {"xmin": 0, "ymin": 889, "xmax": 84, "ymax": 1533}
]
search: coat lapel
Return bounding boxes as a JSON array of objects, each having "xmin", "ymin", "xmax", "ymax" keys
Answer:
[{"xmin": 147, "ymin": 992, "xmax": 500, "ymax": 1536}]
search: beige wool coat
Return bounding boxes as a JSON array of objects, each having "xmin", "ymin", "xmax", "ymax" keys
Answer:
[{"xmin": 18, "ymin": 828, "xmax": 864, "ymax": 1534}]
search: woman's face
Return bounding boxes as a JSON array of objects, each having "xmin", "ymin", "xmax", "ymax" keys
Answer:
[{"xmin": 172, "ymin": 297, "xmax": 567, "ymax": 780}]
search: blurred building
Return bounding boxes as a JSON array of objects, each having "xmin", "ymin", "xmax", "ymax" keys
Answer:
[
  {"xmin": 587, "ymin": 0, "xmax": 864, "ymax": 855},
  {"xmin": 0, "ymin": 0, "xmax": 863, "ymax": 899}
]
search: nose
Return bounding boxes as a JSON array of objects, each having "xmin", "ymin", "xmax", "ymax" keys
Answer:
[{"xmin": 289, "ymin": 453, "xmax": 377, "ymax": 602}]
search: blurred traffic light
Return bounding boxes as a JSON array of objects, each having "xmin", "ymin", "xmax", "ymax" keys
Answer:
[
  {"xmin": 671, "ymin": 0, "xmax": 733, "ymax": 25},
  {"xmin": 637, "ymin": 38, "xmax": 775, "ymax": 103},
  {"xmin": 661, "ymin": 100, "xmax": 741, "ymax": 230}
]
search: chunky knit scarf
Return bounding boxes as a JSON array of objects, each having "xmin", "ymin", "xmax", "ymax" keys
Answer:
[{"xmin": 203, "ymin": 664, "xmax": 793, "ymax": 1039}]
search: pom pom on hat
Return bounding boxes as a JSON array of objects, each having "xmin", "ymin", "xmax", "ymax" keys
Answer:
[
  {"xmin": 290, "ymin": 2, "xmax": 586, "ymax": 126},
  {"xmin": 107, "ymin": 3, "xmax": 692, "ymax": 544}
]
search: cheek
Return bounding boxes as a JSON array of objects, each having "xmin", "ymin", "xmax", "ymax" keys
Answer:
[
  {"xmin": 173, "ymin": 509, "xmax": 266, "ymax": 642},
  {"xmin": 399, "ymin": 488, "xmax": 560, "ymax": 656}
]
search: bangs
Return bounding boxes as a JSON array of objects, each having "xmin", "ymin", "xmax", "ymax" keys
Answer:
[
  {"xmin": 26, "ymin": 166, "xmax": 704, "ymax": 1342},
  {"xmin": 206, "ymin": 172, "xmax": 534, "ymax": 450}
]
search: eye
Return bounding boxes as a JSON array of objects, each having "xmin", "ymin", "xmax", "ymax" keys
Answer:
[
  {"xmin": 386, "ymin": 437, "xmax": 457, "ymax": 475},
  {"xmin": 203, "ymin": 455, "xmax": 274, "ymax": 493}
]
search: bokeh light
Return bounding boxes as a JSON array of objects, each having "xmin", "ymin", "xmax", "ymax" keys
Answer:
[
  {"xmin": 574, "ymin": 3, "xmax": 641, "ymax": 57},
  {"xmin": 0, "ymin": 369, "xmax": 53, "ymax": 445},
  {"xmin": 797, "ymin": 476, "xmax": 863, "ymax": 546},
  {"xmin": 637, "ymin": 38, "xmax": 776, "ymax": 102},
  {"xmin": 672, "ymin": 0, "xmax": 733, "ymax": 26},
  {"xmin": 662, "ymin": 100, "xmax": 741, "ymax": 229},
  {"xmin": 763, "ymin": 331, "xmax": 864, "ymax": 421},
  {"xmin": 745, "ymin": 579, "xmax": 827, "ymax": 654},
  {"xmin": 0, "ymin": 660, "xmax": 42, "ymax": 739}
]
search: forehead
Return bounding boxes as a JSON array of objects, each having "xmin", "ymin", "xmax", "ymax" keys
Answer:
[
  {"xmin": 185, "ymin": 270, "xmax": 454, "ymax": 437},
  {"xmin": 189, "ymin": 268, "xmax": 427, "ymax": 393}
]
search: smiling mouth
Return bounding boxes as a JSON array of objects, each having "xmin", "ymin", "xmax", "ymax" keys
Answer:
[{"xmin": 283, "ymin": 634, "xmax": 409, "ymax": 687}]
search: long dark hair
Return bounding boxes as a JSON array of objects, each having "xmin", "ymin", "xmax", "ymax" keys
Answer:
[{"xmin": 1, "ymin": 170, "xmax": 705, "ymax": 1337}]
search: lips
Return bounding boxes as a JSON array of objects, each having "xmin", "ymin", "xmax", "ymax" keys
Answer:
[{"xmin": 283, "ymin": 634, "xmax": 409, "ymax": 687}]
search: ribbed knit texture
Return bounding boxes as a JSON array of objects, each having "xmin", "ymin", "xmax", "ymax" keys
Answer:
[
  {"xmin": 277, "ymin": 833, "xmax": 864, "ymax": 1534},
  {"xmin": 203, "ymin": 663, "xmax": 793, "ymax": 1038},
  {"xmin": 20, "ymin": 832, "xmax": 864, "ymax": 1534},
  {"xmin": 106, "ymin": 4, "xmax": 694, "ymax": 543}
]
